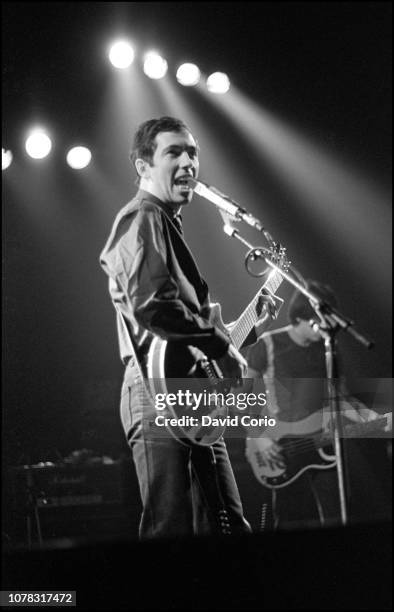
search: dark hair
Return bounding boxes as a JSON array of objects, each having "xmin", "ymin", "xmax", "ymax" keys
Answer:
[
  {"xmin": 287, "ymin": 280, "xmax": 338, "ymax": 324},
  {"xmin": 130, "ymin": 116, "xmax": 192, "ymax": 181}
]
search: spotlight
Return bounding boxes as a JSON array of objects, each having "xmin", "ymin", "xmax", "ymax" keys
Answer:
[
  {"xmin": 25, "ymin": 129, "xmax": 52, "ymax": 159},
  {"xmin": 176, "ymin": 63, "xmax": 201, "ymax": 86},
  {"xmin": 143, "ymin": 52, "xmax": 168, "ymax": 79},
  {"xmin": 206, "ymin": 72, "xmax": 230, "ymax": 94},
  {"xmin": 109, "ymin": 40, "xmax": 135, "ymax": 69},
  {"xmin": 2, "ymin": 148, "xmax": 13, "ymax": 170},
  {"xmin": 66, "ymin": 146, "xmax": 92, "ymax": 170}
]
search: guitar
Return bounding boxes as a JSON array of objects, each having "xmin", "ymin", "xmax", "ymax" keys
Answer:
[
  {"xmin": 147, "ymin": 247, "xmax": 289, "ymax": 446},
  {"xmin": 246, "ymin": 410, "xmax": 390, "ymax": 488}
]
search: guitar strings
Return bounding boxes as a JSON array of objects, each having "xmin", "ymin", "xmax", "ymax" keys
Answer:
[{"xmin": 267, "ymin": 417, "xmax": 387, "ymax": 457}]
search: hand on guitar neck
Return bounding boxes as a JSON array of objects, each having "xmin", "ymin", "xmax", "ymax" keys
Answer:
[{"xmin": 218, "ymin": 289, "xmax": 280, "ymax": 386}]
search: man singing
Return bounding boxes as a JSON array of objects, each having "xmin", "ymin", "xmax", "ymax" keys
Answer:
[{"xmin": 100, "ymin": 116, "xmax": 251, "ymax": 538}]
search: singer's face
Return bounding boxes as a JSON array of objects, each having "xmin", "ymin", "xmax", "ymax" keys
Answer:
[{"xmin": 145, "ymin": 130, "xmax": 199, "ymax": 206}]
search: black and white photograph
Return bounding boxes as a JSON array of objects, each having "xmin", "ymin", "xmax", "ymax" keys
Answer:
[{"xmin": 2, "ymin": 2, "xmax": 392, "ymax": 610}]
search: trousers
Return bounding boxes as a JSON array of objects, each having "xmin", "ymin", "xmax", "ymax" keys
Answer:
[{"xmin": 120, "ymin": 355, "xmax": 251, "ymax": 538}]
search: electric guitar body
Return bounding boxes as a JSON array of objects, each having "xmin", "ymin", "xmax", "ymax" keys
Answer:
[
  {"xmin": 246, "ymin": 412, "xmax": 389, "ymax": 488},
  {"xmin": 147, "ymin": 304, "xmax": 231, "ymax": 446}
]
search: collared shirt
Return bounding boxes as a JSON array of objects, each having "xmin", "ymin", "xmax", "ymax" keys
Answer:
[{"xmin": 100, "ymin": 190, "xmax": 230, "ymax": 364}]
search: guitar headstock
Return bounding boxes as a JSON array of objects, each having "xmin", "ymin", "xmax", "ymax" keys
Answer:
[
  {"xmin": 245, "ymin": 243, "xmax": 290, "ymax": 278},
  {"xmin": 267, "ymin": 243, "xmax": 290, "ymax": 272}
]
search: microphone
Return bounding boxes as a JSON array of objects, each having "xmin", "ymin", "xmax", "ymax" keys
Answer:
[{"xmin": 187, "ymin": 177, "xmax": 268, "ymax": 234}]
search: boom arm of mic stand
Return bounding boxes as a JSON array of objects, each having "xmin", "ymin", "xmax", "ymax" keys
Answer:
[{"xmin": 266, "ymin": 261, "xmax": 374, "ymax": 350}]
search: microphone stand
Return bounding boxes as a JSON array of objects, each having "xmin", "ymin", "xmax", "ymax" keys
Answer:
[{"xmin": 219, "ymin": 213, "xmax": 374, "ymax": 526}]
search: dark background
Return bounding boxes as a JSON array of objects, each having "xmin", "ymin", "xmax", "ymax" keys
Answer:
[{"xmin": 2, "ymin": 2, "xmax": 392, "ymax": 467}]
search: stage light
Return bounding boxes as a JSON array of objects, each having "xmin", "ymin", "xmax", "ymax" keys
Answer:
[
  {"xmin": 66, "ymin": 146, "xmax": 92, "ymax": 169},
  {"xmin": 25, "ymin": 129, "xmax": 52, "ymax": 159},
  {"xmin": 2, "ymin": 148, "xmax": 13, "ymax": 170},
  {"xmin": 206, "ymin": 72, "xmax": 230, "ymax": 94},
  {"xmin": 109, "ymin": 40, "xmax": 135, "ymax": 69},
  {"xmin": 176, "ymin": 63, "xmax": 201, "ymax": 86},
  {"xmin": 143, "ymin": 52, "xmax": 168, "ymax": 79}
]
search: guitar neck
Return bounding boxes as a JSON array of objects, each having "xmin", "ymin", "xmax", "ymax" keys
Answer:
[
  {"xmin": 230, "ymin": 270, "xmax": 283, "ymax": 349},
  {"xmin": 317, "ymin": 416, "xmax": 388, "ymax": 448}
]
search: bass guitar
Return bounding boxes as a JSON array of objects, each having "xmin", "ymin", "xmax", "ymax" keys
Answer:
[{"xmin": 246, "ymin": 410, "xmax": 389, "ymax": 488}]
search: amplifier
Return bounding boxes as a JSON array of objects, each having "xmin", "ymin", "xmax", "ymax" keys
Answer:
[
  {"xmin": 7, "ymin": 459, "xmax": 141, "ymax": 546},
  {"xmin": 12, "ymin": 461, "xmax": 124, "ymax": 508}
]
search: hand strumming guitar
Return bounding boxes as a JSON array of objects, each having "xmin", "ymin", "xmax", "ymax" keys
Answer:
[
  {"xmin": 216, "ymin": 343, "xmax": 248, "ymax": 387},
  {"xmin": 245, "ymin": 436, "xmax": 286, "ymax": 471}
]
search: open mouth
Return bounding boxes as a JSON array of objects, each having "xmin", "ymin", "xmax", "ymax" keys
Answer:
[{"xmin": 174, "ymin": 176, "xmax": 193, "ymax": 189}]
